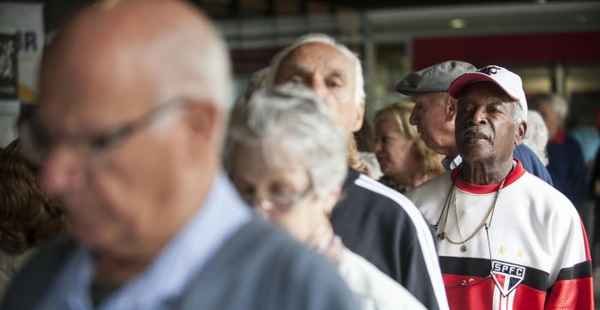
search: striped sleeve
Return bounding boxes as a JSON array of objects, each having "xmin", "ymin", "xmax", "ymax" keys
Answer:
[
  {"xmin": 356, "ymin": 176, "xmax": 449, "ymax": 310},
  {"xmin": 545, "ymin": 220, "xmax": 594, "ymax": 309}
]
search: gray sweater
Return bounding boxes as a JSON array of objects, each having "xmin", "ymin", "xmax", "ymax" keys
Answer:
[{"xmin": 1, "ymin": 218, "xmax": 359, "ymax": 310}]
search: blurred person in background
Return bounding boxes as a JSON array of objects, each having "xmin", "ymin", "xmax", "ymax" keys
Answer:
[
  {"xmin": 521, "ymin": 110, "xmax": 549, "ymax": 166},
  {"xmin": 374, "ymin": 102, "xmax": 444, "ymax": 193},
  {"xmin": 226, "ymin": 86, "xmax": 426, "ymax": 310},
  {"xmin": 409, "ymin": 65, "xmax": 593, "ymax": 310},
  {"xmin": 0, "ymin": 139, "xmax": 66, "ymax": 301},
  {"xmin": 265, "ymin": 33, "xmax": 448, "ymax": 310},
  {"xmin": 590, "ymin": 145, "xmax": 600, "ymax": 258},
  {"xmin": 571, "ymin": 125, "xmax": 600, "ymax": 169},
  {"xmin": 1, "ymin": 1, "xmax": 358, "ymax": 309},
  {"xmin": 396, "ymin": 60, "xmax": 553, "ymax": 185},
  {"xmin": 531, "ymin": 94, "xmax": 588, "ymax": 228},
  {"xmin": 354, "ymin": 120, "xmax": 383, "ymax": 180}
]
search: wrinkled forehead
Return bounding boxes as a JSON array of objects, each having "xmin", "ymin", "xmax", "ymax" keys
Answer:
[{"xmin": 275, "ymin": 42, "xmax": 355, "ymax": 81}]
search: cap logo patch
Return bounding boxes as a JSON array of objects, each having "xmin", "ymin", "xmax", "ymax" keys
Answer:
[{"xmin": 479, "ymin": 65, "xmax": 502, "ymax": 75}]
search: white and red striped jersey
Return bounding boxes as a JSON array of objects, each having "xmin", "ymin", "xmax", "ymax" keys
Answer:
[{"xmin": 408, "ymin": 161, "xmax": 594, "ymax": 310}]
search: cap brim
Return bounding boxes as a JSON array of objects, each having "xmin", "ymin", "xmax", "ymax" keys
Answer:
[
  {"xmin": 394, "ymin": 83, "xmax": 446, "ymax": 96},
  {"xmin": 448, "ymin": 72, "xmax": 518, "ymax": 101}
]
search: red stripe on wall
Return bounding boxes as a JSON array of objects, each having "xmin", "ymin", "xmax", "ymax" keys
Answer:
[{"xmin": 412, "ymin": 32, "xmax": 600, "ymax": 70}]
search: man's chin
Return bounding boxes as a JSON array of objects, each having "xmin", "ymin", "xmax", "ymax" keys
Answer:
[
  {"xmin": 70, "ymin": 220, "xmax": 114, "ymax": 251},
  {"xmin": 460, "ymin": 145, "xmax": 494, "ymax": 162}
]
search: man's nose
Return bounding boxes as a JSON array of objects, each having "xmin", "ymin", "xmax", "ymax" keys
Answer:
[
  {"xmin": 469, "ymin": 106, "xmax": 488, "ymax": 125},
  {"xmin": 308, "ymin": 77, "xmax": 328, "ymax": 99},
  {"xmin": 41, "ymin": 146, "xmax": 84, "ymax": 196}
]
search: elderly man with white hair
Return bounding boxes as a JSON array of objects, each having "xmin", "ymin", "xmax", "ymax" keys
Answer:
[
  {"xmin": 1, "ymin": 2, "xmax": 359, "ymax": 309},
  {"xmin": 265, "ymin": 34, "xmax": 448, "ymax": 310},
  {"xmin": 409, "ymin": 65, "xmax": 593, "ymax": 310}
]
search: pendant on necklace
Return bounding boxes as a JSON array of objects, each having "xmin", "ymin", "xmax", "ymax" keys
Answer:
[{"xmin": 460, "ymin": 245, "xmax": 467, "ymax": 252}]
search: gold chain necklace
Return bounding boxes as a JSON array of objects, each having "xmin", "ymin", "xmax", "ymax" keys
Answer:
[{"xmin": 435, "ymin": 166, "xmax": 512, "ymax": 252}]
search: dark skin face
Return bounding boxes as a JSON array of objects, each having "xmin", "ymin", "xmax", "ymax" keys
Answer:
[{"xmin": 455, "ymin": 83, "xmax": 526, "ymax": 184}]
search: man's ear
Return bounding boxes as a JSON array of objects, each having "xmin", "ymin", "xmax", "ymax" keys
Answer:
[
  {"xmin": 445, "ymin": 95, "xmax": 457, "ymax": 121},
  {"xmin": 182, "ymin": 101, "xmax": 221, "ymax": 147},
  {"xmin": 351, "ymin": 102, "xmax": 366, "ymax": 133},
  {"xmin": 515, "ymin": 121, "xmax": 527, "ymax": 145}
]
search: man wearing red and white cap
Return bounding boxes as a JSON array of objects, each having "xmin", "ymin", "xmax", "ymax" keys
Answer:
[{"xmin": 409, "ymin": 65, "xmax": 594, "ymax": 310}]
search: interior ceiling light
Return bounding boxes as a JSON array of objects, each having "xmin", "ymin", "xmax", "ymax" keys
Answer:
[{"xmin": 450, "ymin": 18, "xmax": 466, "ymax": 29}]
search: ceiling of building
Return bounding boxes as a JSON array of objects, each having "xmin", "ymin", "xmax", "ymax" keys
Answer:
[{"xmin": 0, "ymin": 0, "xmax": 575, "ymax": 31}]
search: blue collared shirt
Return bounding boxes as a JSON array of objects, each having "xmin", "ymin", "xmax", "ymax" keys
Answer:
[{"xmin": 38, "ymin": 173, "xmax": 251, "ymax": 310}]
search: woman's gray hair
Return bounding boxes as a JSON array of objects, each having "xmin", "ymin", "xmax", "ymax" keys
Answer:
[
  {"xmin": 265, "ymin": 33, "xmax": 365, "ymax": 107},
  {"xmin": 530, "ymin": 94, "xmax": 569, "ymax": 123},
  {"xmin": 225, "ymin": 84, "xmax": 348, "ymax": 196},
  {"xmin": 512, "ymin": 100, "xmax": 527, "ymax": 126},
  {"xmin": 523, "ymin": 110, "xmax": 549, "ymax": 165}
]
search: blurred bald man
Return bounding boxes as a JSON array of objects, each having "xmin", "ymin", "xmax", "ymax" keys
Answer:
[{"xmin": 1, "ymin": 1, "xmax": 358, "ymax": 310}]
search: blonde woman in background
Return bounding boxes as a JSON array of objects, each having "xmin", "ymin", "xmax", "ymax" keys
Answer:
[{"xmin": 374, "ymin": 102, "xmax": 445, "ymax": 193}]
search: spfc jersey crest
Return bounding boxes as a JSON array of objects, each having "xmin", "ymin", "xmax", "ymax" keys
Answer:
[{"xmin": 491, "ymin": 260, "xmax": 526, "ymax": 296}]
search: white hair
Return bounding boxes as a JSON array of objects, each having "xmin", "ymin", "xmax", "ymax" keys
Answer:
[
  {"xmin": 235, "ymin": 67, "xmax": 270, "ymax": 107},
  {"xmin": 225, "ymin": 85, "xmax": 348, "ymax": 197},
  {"xmin": 265, "ymin": 33, "xmax": 365, "ymax": 107},
  {"xmin": 523, "ymin": 110, "xmax": 549, "ymax": 165},
  {"xmin": 512, "ymin": 100, "xmax": 527, "ymax": 126},
  {"xmin": 157, "ymin": 22, "xmax": 233, "ymax": 111},
  {"xmin": 199, "ymin": 34, "xmax": 233, "ymax": 109}
]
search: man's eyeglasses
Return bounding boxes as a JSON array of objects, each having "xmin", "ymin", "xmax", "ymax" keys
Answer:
[{"xmin": 19, "ymin": 100, "xmax": 186, "ymax": 164}]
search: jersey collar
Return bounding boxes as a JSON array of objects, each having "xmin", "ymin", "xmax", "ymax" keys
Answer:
[{"xmin": 451, "ymin": 160, "xmax": 525, "ymax": 194}]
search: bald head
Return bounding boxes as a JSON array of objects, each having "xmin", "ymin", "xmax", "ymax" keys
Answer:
[
  {"xmin": 35, "ymin": 0, "xmax": 233, "ymax": 267},
  {"xmin": 42, "ymin": 0, "xmax": 232, "ymax": 112}
]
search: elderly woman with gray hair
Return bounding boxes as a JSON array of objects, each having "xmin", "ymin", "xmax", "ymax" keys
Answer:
[
  {"xmin": 523, "ymin": 110, "xmax": 550, "ymax": 166},
  {"xmin": 225, "ymin": 86, "xmax": 425, "ymax": 310},
  {"xmin": 531, "ymin": 94, "xmax": 587, "ymax": 221}
]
